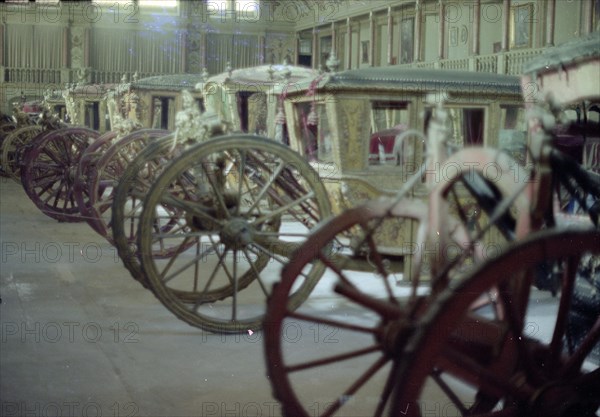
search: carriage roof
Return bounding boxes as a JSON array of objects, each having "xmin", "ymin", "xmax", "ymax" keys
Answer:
[
  {"xmin": 131, "ymin": 74, "xmax": 203, "ymax": 91},
  {"xmin": 204, "ymin": 64, "xmax": 318, "ymax": 88},
  {"xmin": 277, "ymin": 67, "xmax": 522, "ymax": 97}
]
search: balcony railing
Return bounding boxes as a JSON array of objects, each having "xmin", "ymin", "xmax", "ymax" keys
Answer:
[
  {"xmin": 90, "ymin": 70, "xmax": 163, "ymax": 84},
  {"xmin": 3, "ymin": 67, "xmax": 63, "ymax": 84},
  {"xmin": 395, "ymin": 48, "xmax": 545, "ymax": 76}
]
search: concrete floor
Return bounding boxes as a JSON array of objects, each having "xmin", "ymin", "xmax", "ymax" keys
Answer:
[
  {"xmin": 1, "ymin": 177, "xmax": 597, "ymax": 417},
  {"xmin": 1, "ymin": 178, "xmax": 287, "ymax": 417}
]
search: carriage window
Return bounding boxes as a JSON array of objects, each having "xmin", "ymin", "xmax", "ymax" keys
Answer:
[
  {"xmin": 369, "ymin": 101, "xmax": 410, "ymax": 165},
  {"xmin": 245, "ymin": 92, "xmax": 267, "ymax": 135},
  {"xmin": 295, "ymin": 102, "xmax": 332, "ymax": 162},
  {"xmin": 498, "ymin": 105, "xmax": 527, "ymax": 166},
  {"xmin": 152, "ymin": 97, "xmax": 175, "ymax": 130},
  {"xmin": 424, "ymin": 107, "xmax": 485, "ymax": 148}
]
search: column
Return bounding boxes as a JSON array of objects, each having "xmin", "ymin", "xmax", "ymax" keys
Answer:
[
  {"xmin": 84, "ymin": 27, "xmax": 90, "ymax": 67},
  {"xmin": 294, "ymin": 36, "xmax": 300, "ymax": 66},
  {"xmin": 63, "ymin": 26, "xmax": 70, "ymax": 67},
  {"xmin": 369, "ymin": 11, "xmax": 375, "ymax": 66},
  {"xmin": 387, "ymin": 6, "xmax": 393, "ymax": 65},
  {"xmin": 0, "ymin": 24, "xmax": 4, "ymax": 67},
  {"xmin": 583, "ymin": 0, "xmax": 594, "ymax": 34},
  {"xmin": 546, "ymin": 0, "xmax": 555, "ymax": 46},
  {"xmin": 312, "ymin": 27, "xmax": 318, "ymax": 69},
  {"xmin": 501, "ymin": 0, "xmax": 510, "ymax": 51},
  {"xmin": 346, "ymin": 17, "xmax": 352, "ymax": 69},
  {"xmin": 201, "ymin": 32, "xmax": 207, "ymax": 70},
  {"xmin": 180, "ymin": 31, "xmax": 187, "ymax": 71},
  {"xmin": 438, "ymin": 0, "xmax": 445, "ymax": 59},
  {"xmin": 415, "ymin": 0, "xmax": 422, "ymax": 61},
  {"xmin": 259, "ymin": 35, "xmax": 265, "ymax": 64},
  {"xmin": 472, "ymin": 0, "xmax": 480, "ymax": 55},
  {"xmin": 331, "ymin": 22, "xmax": 336, "ymax": 55}
]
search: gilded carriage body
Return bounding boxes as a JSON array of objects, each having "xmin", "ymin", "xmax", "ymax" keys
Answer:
[
  {"xmin": 274, "ymin": 67, "xmax": 527, "ymax": 273},
  {"xmin": 199, "ymin": 63, "xmax": 318, "ymax": 137}
]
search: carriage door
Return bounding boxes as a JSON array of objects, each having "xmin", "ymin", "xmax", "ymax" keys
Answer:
[
  {"xmin": 152, "ymin": 97, "xmax": 176, "ymax": 130},
  {"xmin": 237, "ymin": 92, "xmax": 266, "ymax": 134},
  {"xmin": 84, "ymin": 101, "xmax": 100, "ymax": 130}
]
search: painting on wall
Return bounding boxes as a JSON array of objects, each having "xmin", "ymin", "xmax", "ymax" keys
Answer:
[
  {"xmin": 510, "ymin": 3, "xmax": 533, "ymax": 49},
  {"xmin": 361, "ymin": 41, "xmax": 369, "ymax": 63},
  {"xmin": 400, "ymin": 17, "xmax": 414, "ymax": 64}
]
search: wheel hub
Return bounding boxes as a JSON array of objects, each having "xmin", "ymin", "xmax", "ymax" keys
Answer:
[
  {"xmin": 378, "ymin": 317, "xmax": 414, "ymax": 358},
  {"xmin": 220, "ymin": 217, "xmax": 255, "ymax": 249}
]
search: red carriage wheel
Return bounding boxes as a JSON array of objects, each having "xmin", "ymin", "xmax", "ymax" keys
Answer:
[
  {"xmin": 73, "ymin": 130, "xmax": 118, "ymax": 226},
  {"xmin": 263, "ymin": 198, "xmax": 429, "ymax": 417},
  {"xmin": 391, "ymin": 228, "xmax": 600, "ymax": 417},
  {"xmin": 83, "ymin": 129, "xmax": 168, "ymax": 241},
  {"xmin": 20, "ymin": 127, "xmax": 100, "ymax": 222}
]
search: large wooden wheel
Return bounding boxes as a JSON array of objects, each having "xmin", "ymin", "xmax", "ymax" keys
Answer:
[
  {"xmin": 1, "ymin": 125, "xmax": 43, "ymax": 181},
  {"xmin": 391, "ymin": 228, "xmax": 600, "ymax": 417},
  {"xmin": 263, "ymin": 198, "xmax": 428, "ymax": 417},
  {"xmin": 137, "ymin": 135, "xmax": 331, "ymax": 333},
  {"xmin": 73, "ymin": 131, "xmax": 118, "ymax": 224},
  {"xmin": 0, "ymin": 121, "xmax": 17, "ymax": 175},
  {"xmin": 20, "ymin": 127, "xmax": 99, "ymax": 222},
  {"xmin": 111, "ymin": 134, "xmax": 185, "ymax": 289},
  {"xmin": 262, "ymin": 148, "xmax": 531, "ymax": 417},
  {"xmin": 80, "ymin": 129, "xmax": 168, "ymax": 240}
]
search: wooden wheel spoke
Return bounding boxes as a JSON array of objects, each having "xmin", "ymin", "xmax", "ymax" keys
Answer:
[
  {"xmin": 548, "ymin": 256, "xmax": 580, "ymax": 372},
  {"xmin": 200, "ymin": 159, "xmax": 230, "ymax": 219},
  {"xmin": 158, "ymin": 236, "xmax": 196, "ymax": 282},
  {"xmin": 285, "ymin": 345, "xmax": 382, "ymax": 373},
  {"xmin": 317, "ymin": 251, "xmax": 355, "ymax": 287},
  {"xmin": 442, "ymin": 346, "xmax": 534, "ymax": 402},
  {"xmin": 252, "ymin": 191, "xmax": 315, "ymax": 227},
  {"xmin": 232, "ymin": 248, "xmax": 238, "ymax": 321},
  {"xmin": 245, "ymin": 160, "xmax": 286, "ymax": 215},
  {"xmin": 320, "ymin": 355, "xmax": 390, "ymax": 417},
  {"xmin": 50, "ymin": 179, "xmax": 67, "ymax": 208},
  {"xmin": 498, "ymin": 281, "xmax": 544, "ymax": 384},
  {"xmin": 209, "ymin": 236, "xmax": 235, "ymax": 286},
  {"xmin": 335, "ymin": 282, "xmax": 404, "ymax": 320},
  {"xmin": 248, "ymin": 243, "xmax": 288, "ymax": 266},
  {"xmin": 236, "ymin": 150, "xmax": 247, "ymax": 216},
  {"xmin": 287, "ymin": 311, "xmax": 377, "ymax": 335},
  {"xmin": 561, "ymin": 316, "xmax": 600, "ymax": 377},
  {"xmin": 242, "ymin": 247, "xmax": 269, "ymax": 297},
  {"xmin": 191, "ymin": 242, "xmax": 228, "ymax": 311},
  {"xmin": 373, "ymin": 362, "xmax": 401, "ymax": 417},
  {"xmin": 159, "ymin": 191, "xmax": 222, "ymax": 227},
  {"xmin": 360, "ymin": 223, "xmax": 398, "ymax": 305},
  {"xmin": 41, "ymin": 144, "xmax": 64, "ymax": 165},
  {"xmin": 430, "ymin": 368, "xmax": 470, "ymax": 415}
]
